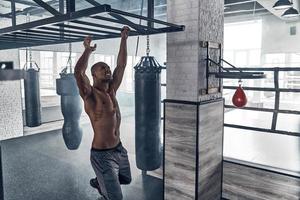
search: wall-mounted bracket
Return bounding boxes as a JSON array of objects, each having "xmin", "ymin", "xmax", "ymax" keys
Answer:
[
  {"xmin": 201, "ymin": 41, "xmax": 265, "ymax": 94},
  {"xmin": 201, "ymin": 41, "xmax": 266, "ymax": 80}
]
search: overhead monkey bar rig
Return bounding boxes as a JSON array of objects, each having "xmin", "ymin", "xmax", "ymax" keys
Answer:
[{"xmin": 0, "ymin": 0, "xmax": 185, "ymax": 50}]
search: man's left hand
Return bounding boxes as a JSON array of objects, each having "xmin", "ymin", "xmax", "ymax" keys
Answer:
[{"xmin": 121, "ymin": 26, "xmax": 130, "ymax": 39}]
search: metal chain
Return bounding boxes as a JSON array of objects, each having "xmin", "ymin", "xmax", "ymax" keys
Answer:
[
  {"xmin": 29, "ymin": 48, "xmax": 32, "ymax": 63},
  {"xmin": 65, "ymin": 20, "xmax": 73, "ymax": 73},
  {"xmin": 26, "ymin": 13, "xmax": 33, "ymax": 67},
  {"xmin": 238, "ymin": 79, "xmax": 242, "ymax": 86},
  {"xmin": 146, "ymin": 35, "xmax": 150, "ymax": 56},
  {"xmin": 135, "ymin": 0, "xmax": 144, "ymax": 57},
  {"xmin": 67, "ymin": 42, "xmax": 72, "ymax": 73}
]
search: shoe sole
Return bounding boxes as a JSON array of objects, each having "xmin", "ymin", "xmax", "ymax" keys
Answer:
[{"xmin": 90, "ymin": 179, "xmax": 102, "ymax": 195}]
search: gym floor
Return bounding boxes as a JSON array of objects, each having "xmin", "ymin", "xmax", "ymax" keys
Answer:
[
  {"xmin": 1, "ymin": 116, "xmax": 163, "ymax": 200},
  {"xmin": 3, "ymin": 107, "xmax": 299, "ymax": 199}
]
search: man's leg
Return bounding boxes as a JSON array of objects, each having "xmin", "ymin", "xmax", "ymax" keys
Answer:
[
  {"xmin": 91, "ymin": 150, "xmax": 123, "ymax": 200},
  {"xmin": 90, "ymin": 152, "xmax": 110, "ymax": 200},
  {"xmin": 102, "ymin": 167, "xmax": 123, "ymax": 200},
  {"xmin": 118, "ymin": 145, "xmax": 132, "ymax": 185},
  {"xmin": 90, "ymin": 172, "xmax": 123, "ymax": 200}
]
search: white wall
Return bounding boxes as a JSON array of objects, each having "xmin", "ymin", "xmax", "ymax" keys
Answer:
[
  {"xmin": 226, "ymin": 13, "xmax": 300, "ymax": 54},
  {"xmin": 261, "ymin": 15, "xmax": 300, "ymax": 54}
]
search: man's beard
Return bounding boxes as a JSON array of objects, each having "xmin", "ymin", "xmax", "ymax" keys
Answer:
[{"xmin": 102, "ymin": 77, "xmax": 112, "ymax": 83}]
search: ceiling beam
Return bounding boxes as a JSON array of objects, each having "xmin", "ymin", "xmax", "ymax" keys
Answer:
[
  {"xmin": 1, "ymin": 0, "xmax": 58, "ymax": 17},
  {"xmin": 32, "ymin": 0, "xmax": 61, "ymax": 15},
  {"xmin": 2, "ymin": 0, "xmax": 37, "ymax": 7},
  {"xmin": 225, "ymin": 0, "xmax": 257, "ymax": 7},
  {"xmin": 83, "ymin": 0, "xmax": 101, "ymax": 7},
  {"xmin": 225, "ymin": 8, "xmax": 266, "ymax": 15},
  {"xmin": 11, "ymin": 0, "xmax": 16, "ymax": 26}
]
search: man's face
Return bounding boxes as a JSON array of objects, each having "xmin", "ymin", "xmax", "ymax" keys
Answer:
[{"xmin": 92, "ymin": 64, "xmax": 112, "ymax": 81}]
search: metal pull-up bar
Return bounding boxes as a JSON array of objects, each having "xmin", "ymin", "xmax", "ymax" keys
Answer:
[{"xmin": 0, "ymin": 1, "xmax": 185, "ymax": 50}]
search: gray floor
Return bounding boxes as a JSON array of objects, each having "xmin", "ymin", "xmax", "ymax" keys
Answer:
[
  {"xmin": 1, "ymin": 117, "xmax": 163, "ymax": 200},
  {"xmin": 4, "ymin": 101, "xmax": 299, "ymax": 199},
  {"xmin": 224, "ymin": 109, "xmax": 300, "ymax": 174}
]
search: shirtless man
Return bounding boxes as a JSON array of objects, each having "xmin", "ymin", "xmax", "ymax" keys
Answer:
[{"xmin": 74, "ymin": 27, "xmax": 131, "ymax": 200}]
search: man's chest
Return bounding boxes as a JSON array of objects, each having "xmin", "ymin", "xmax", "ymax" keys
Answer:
[{"xmin": 85, "ymin": 90, "xmax": 118, "ymax": 114}]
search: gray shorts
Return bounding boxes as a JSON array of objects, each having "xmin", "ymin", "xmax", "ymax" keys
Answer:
[{"xmin": 90, "ymin": 142, "xmax": 132, "ymax": 200}]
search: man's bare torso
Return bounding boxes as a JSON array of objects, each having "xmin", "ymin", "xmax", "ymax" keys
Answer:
[
  {"xmin": 84, "ymin": 85, "xmax": 121, "ymax": 149},
  {"xmin": 75, "ymin": 28, "xmax": 129, "ymax": 150}
]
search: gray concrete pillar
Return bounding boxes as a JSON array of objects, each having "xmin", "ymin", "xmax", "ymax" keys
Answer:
[
  {"xmin": 164, "ymin": 0, "xmax": 224, "ymax": 199},
  {"xmin": 0, "ymin": 50, "xmax": 23, "ymax": 140}
]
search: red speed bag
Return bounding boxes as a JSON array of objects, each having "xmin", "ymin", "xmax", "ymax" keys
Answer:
[{"xmin": 232, "ymin": 85, "xmax": 247, "ymax": 108}]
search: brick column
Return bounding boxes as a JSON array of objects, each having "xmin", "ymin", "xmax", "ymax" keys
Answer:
[
  {"xmin": 167, "ymin": 0, "xmax": 223, "ymax": 101},
  {"xmin": 0, "ymin": 49, "xmax": 23, "ymax": 140},
  {"xmin": 164, "ymin": 0, "xmax": 224, "ymax": 199}
]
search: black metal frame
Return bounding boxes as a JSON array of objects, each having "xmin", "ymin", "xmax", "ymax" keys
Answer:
[
  {"xmin": 224, "ymin": 159, "xmax": 300, "ymax": 179},
  {"xmin": 0, "ymin": 1, "xmax": 184, "ymax": 50},
  {"xmin": 0, "ymin": 146, "xmax": 3, "ymax": 200},
  {"xmin": 224, "ymin": 67, "xmax": 300, "ymax": 137},
  {"xmin": 202, "ymin": 41, "xmax": 266, "ymax": 94}
]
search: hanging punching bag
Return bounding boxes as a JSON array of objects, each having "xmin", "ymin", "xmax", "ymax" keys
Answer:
[
  {"xmin": 24, "ymin": 63, "xmax": 41, "ymax": 127},
  {"xmin": 232, "ymin": 81, "xmax": 247, "ymax": 108},
  {"xmin": 56, "ymin": 73, "xmax": 82, "ymax": 150},
  {"xmin": 134, "ymin": 56, "xmax": 162, "ymax": 171}
]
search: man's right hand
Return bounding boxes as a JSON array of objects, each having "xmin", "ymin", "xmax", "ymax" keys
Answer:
[{"xmin": 83, "ymin": 36, "xmax": 97, "ymax": 52}]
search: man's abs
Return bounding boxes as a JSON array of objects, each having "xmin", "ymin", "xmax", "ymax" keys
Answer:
[
  {"xmin": 90, "ymin": 116, "xmax": 120, "ymax": 149},
  {"xmin": 83, "ymin": 87, "xmax": 121, "ymax": 149}
]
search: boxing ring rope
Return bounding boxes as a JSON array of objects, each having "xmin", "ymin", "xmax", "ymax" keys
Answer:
[{"xmin": 223, "ymin": 67, "xmax": 300, "ymax": 137}]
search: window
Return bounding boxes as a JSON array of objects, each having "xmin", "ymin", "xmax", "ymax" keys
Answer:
[
  {"xmin": 264, "ymin": 53, "xmax": 286, "ymax": 67},
  {"xmin": 224, "ymin": 20, "xmax": 262, "ymax": 50},
  {"xmin": 93, "ymin": 54, "xmax": 115, "ymax": 68},
  {"xmin": 19, "ymin": 49, "xmax": 27, "ymax": 69},
  {"xmin": 56, "ymin": 52, "xmax": 77, "ymax": 77},
  {"xmin": 249, "ymin": 50, "xmax": 261, "ymax": 66},
  {"xmin": 119, "ymin": 56, "xmax": 140, "ymax": 92},
  {"xmin": 234, "ymin": 51, "xmax": 247, "ymax": 67},
  {"xmin": 40, "ymin": 51, "xmax": 54, "ymax": 89},
  {"xmin": 223, "ymin": 19, "xmax": 300, "ymax": 173}
]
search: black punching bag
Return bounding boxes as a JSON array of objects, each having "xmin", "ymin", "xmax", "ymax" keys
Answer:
[
  {"xmin": 56, "ymin": 73, "xmax": 82, "ymax": 150},
  {"xmin": 135, "ymin": 56, "xmax": 162, "ymax": 170},
  {"xmin": 24, "ymin": 64, "xmax": 41, "ymax": 127}
]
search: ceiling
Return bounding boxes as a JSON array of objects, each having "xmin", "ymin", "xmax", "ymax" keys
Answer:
[
  {"xmin": 0, "ymin": 0, "xmax": 269, "ymax": 18},
  {"xmin": 1, "ymin": 0, "xmax": 299, "ymax": 21},
  {"xmin": 224, "ymin": 0, "xmax": 269, "ymax": 17},
  {"xmin": 0, "ymin": 0, "xmax": 92, "ymax": 18},
  {"xmin": 0, "ymin": 0, "xmax": 169, "ymax": 20}
]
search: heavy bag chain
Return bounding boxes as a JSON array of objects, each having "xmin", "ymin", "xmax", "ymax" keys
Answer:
[
  {"xmin": 146, "ymin": 35, "xmax": 150, "ymax": 56},
  {"xmin": 135, "ymin": 0, "xmax": 144, "ymax": 57},
  {"xmin": 61, "ymin": 23, "xmax": 73, "ymax": 76},
  {"xmin": 66, "ymin": 42, "xmax": 73, "ymax": 73},
  {"xmin": 66, "ymin": 20, "xmax": 73, "ymax": 73},
  {"xmin": 25, "ymin": 13, "xmax": 39, "ymax": 71},
  {"xmin": 238, "ymin": 79, "xmax": 242, "ymax": 86}
]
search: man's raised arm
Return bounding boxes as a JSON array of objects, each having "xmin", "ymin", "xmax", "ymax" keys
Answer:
[
  {"xmin": 74, "ymin": 36, "xmax": 96, "ymax": 98},
  {"xmin": 112, "ymin": 26, "xmax": 130, "ymax": 91}
]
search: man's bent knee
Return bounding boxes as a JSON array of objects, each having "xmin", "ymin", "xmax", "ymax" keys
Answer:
[
  {"xmin": 119, "ymin": 176, "xmax": 131, "ymax": 185},
  {"xmin": 108, "ymin": 191, "xmax": 123, "ymax": 200}
]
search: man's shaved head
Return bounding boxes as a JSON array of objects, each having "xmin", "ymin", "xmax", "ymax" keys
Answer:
[{"xmin": 91, "ymin": 62, "xmax": 110, "ymax": 76}]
